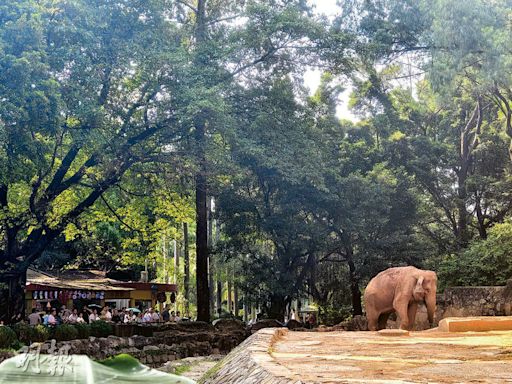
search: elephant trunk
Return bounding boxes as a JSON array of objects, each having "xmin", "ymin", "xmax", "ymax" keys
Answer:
[{"xmin": 425, "ymin": 293, "xmax": 436, "ymax": 326}]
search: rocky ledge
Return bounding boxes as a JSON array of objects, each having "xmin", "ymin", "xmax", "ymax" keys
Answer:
[{"xmin": 199, "ymin": 328, "xmax": 298, "ymax": 384}]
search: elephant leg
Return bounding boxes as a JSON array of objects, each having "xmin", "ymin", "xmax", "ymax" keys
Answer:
[
  {"xmin": 377, "ymin": 312, "xmax": 390, "ymax": 330},
  {"xmin": 366, "ymin": 309, "xmax": 379, "ymax": 331},
  {"xmin": 407, "ymin": 302, "xmax": 418, "ymax": 331},
  {"xmin": 394, "ymin": 301, "xmax": 410, "ymax": 330}
]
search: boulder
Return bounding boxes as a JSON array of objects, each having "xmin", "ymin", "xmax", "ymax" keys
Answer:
[
  {"xmin": 249, "ymin": 319, "xmax": 284, "ymax": 333},
  {"xmin": 213, "ymin": 318, "xmax": 245, "ymax": 332},
  {"xmin": 337, "ymin": 315, "xmax": 368, "ymax": 331},
  {"xmin": 285, "ymin": 319, "xmax": 305, "ymax": 330}
]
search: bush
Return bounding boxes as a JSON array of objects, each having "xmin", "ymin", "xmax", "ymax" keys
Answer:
[
  {"xmin": 437, "ymin": 222, "xmax": 512, "ymax": 288},
  {"xmin": 89, "ymin": 320, "xmax": 113, "ymax": 338},
  {"xmin": 0, "ymin": 327, "xmax": 19, "ymax": 349},
  {"xmin": 74, "ymin": 323, "xmax": 91, "ymax": 339},
  {"xmin": 53, "ymin": 324, "xmax": 79, "ymax": 341},
  {"xmin": 32, "ymin": 324, "xmax": 49, "ymax": 342},
  {"xmin": 11, "ymin": 323, "xmax": 34, "ymax": 345}
]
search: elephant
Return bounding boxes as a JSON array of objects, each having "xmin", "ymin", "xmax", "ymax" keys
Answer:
[{"xmin": 364, "ymin": 266, "xmax": 437, "ymax": 331}]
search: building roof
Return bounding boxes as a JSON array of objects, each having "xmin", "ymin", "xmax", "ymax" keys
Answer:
[
  {"xmin": 26, "ymin": 268, "xmax": 134, "ymax": 292},
  {"xmin": 26, "ymin": 268, "xmax": 178, "ymax": 293}
]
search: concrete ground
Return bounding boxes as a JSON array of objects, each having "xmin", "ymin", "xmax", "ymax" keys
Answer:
[{"xmin": 271, "ymin": 330, "xmax": 512, "ymax": 383}]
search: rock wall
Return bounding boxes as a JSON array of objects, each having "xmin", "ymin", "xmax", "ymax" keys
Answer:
[
  {"xmin": 34, "ymin": 321, "xmax": 248, "ymax": 367},
  {"xmin": 436, "ymin": 282, "xmax": 512, "ymax": 319}
]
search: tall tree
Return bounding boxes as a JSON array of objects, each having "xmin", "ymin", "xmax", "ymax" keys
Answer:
[
  {"xmin": 0, "ymin": 0, "xmax": 183, "ymax": 322},
  {"xmin": 170, "ymin": 0, "xmax": 325, "ymax": 321}
]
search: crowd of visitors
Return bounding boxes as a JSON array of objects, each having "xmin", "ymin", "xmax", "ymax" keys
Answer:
[{"xmin": 26, "ymin": 304, "xmax": 183, "ymax": 326}]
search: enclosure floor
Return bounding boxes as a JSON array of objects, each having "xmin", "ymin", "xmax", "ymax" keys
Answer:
[{"xmin": 271, "ymin": 330, "xmax": 512, "ymax": 383}]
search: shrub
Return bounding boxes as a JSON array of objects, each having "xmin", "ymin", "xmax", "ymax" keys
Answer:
[
  {"xmin": 53, "ymin": 324, "xmax": 79, "ymax": 341},
  {"xmin": 0, "ymin": 327, "xmax": 18, "ymax": 349},
  {"xmin": 11, "ymin": 323, "xmax": 34, "ymax": 344},
  {"xmin": 32, "ymin": 324, "xmax": 49, "ymax": 342},
  {"xmin": 89, "ymin": 320, "xmax": 113, "ymax": 338},
  {"xmin": 74, "ymin": 323, "xmax": 91, "ymax": 339}
]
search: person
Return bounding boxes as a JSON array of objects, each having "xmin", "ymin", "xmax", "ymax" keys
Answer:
[
  {"xmin": 308, "ymin": 312, "xmax": 316, "ymax": 328},
  {"xmin": 43, "ymin": 311, "xmax": 49, "ymax": 325},
  {"xmin": 89, "ymin": 308, "xmax": 99, "ymax": 323},
  {"xmin": 175, "ymin": 311, "xmax": 182, "ymax": 322},
  {"xmin": 143, "ymin": 308, "xmax": 153, "ymax": 323},
  {"xmin": 112, "ymin": 308, "xmax": 121, "ymax": 323},
  {"xmin": 170, "ymin": 311, "xmax": 176, "ymax": 322},
  {"xmin": 124, "ymin": 310, "xmax": 136, "ymax": 323},
  {"xmin": 162, "ymin": 306, "xmax": 170, "ymax": 322},
  {"xmin": 82, "ymin": 306, "xmax": 90, "ymax": 323},
  {"xmin": 47, "ymin": 309, "xmax": 57, "ymax": 326},
  {"xmin": 101, "ymin": 306, "xmax": 112, "ymax": 321},
  {"xmin": 151, "ymin": 309, "xmax": 160, "ymax": 323},
  {"xmin": 76, "ymin": 313, "xmax": 86, "ymax": 324},
  {"xmin": 28, "ymin": 308, "xmax": 41, "ymax": 325},
  {"xmin": 60, "ymin": 305, "xmax": 71, "ymax": 323},
  {"xmin": 68, "ymin": 308, "xmax": 79, "ymax": 324}
]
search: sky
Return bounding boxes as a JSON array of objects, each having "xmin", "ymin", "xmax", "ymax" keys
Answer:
[{"xmin": 304, "ymin": 0, "xmax": 357, "ymax": 121}]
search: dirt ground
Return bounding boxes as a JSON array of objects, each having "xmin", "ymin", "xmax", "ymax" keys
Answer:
[{"xmin": 271, "ymin": 330, "xmax": 512, "ymax": 383}]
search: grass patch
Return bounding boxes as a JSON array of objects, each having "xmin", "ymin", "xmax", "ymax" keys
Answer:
[{"xmin": 173, "ymin": 363, "xmax": 192, "ymax": 375}]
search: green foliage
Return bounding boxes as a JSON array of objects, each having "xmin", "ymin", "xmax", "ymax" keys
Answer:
[
  {"xmin": 0, "ymin": 327, "xmax": 18, "ymax": 349},
  {"xmin": 11, "ymin": 323, "xmax": 49, "ymax": 344},
  {"xmin": 11, "ymin": 323, "xmax": 34, "ymax": 344},
  {"xmin": 73, "ymin": 323, "xmax": 91, "ymax": 339},
  {"xmin": 89, "ymin": 321, "xmax": 113, "ymax": 338},
  {"xmin": 32, "ymin": 324, "xmax": 49, "ymax": 342},
  {"xmin": 438, "ymin": 223, "xmax": 512, "ymax": 288},
  {"xmin": 52, "ymin": 324, "xmax": 78, "ymax": 342}
]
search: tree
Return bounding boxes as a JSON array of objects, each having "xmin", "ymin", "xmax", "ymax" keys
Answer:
[
  {"xmin": 0, "ymin": 0, "xmax": 182, "ymax": 322},
  {"xmin": 169, "ymin": 0, "xmax": 327, "ymax": 321}
]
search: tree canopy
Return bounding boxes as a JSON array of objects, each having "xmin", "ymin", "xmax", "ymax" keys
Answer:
[{"xmin": 2, "ymin": 0, "xmax": 512, "ymax": 323}]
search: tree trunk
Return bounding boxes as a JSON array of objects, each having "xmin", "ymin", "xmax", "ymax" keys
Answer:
[
  {"xmin": 243, "ymin": 296, "xmax": 248, "ymax": 323},
  {"xmin": 474, "ymin": 193, "xmax": 488, "ymax": 240},
  {"xmin": 216, "ymin": 279, "xmax": 222, "ymax": 316},
  {"xmin": 456, "ymin": 172, "xmax": 470, "ymax": 248},
  {"xmin": 193, "ymin": 0, "xmax": 210, "ymax": 323},
  {"xmin": 268, "ymin": 294, "xmax": 285, "ymax": 321},
  {"xmin": 345, "ymin": 246, "xmax": 362, "ymax": 316},
  {"xmin": 207, "ymin": 199, "xmax": 215, "ymax": 317},
  {"xmin": 183, "ymin": 222, "xmax": 190, "ymax": 317},
  {"xmin": 234, "ymin": 283, "xmax": 239, "ymax": 318},
  {"xmin": 0, "ymin": 269, "xmax": 27, "ymax": 324},
  {"xmin": 227, "ymin": 278, "xmax": 232, "ymax": 314},
  {"xmin": 195, "ymin": 115, "xmax": 210, "ymax": 322}
]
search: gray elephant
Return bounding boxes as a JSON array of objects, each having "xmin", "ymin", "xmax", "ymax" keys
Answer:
[{"xmin": 364, "ymin": 266, "xmax": 437, "ymax": 331}]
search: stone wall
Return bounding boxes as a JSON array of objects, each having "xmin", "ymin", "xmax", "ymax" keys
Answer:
[
  {"xmin": 436, "ymin": 282, "xmax": 512, "ymax": 319},
  {"xmin": 35, "ymin": 321, "xmax": 248, "ymax": 367}
]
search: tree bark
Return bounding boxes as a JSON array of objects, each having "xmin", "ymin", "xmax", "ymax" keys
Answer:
[
  {"xmin": 346, "ymin": 251, "xmax": 362, "ymax": 316},
  {"xmin": 207, "ymin": 198, "xmax": 215, "ymax": 317},
  {"xmin": 227, "ymin": 278, "xmax": 232, "ymax": 314},
  {"xmin": 216, "ymin": 279, "xmax": 222, "ymax": 316},
  {"xmin": 193, "ymin": 0, "xmax": 210, "ymax": 323},
  {"xmin": 268, "ymin": 294, "xmax": 285, "ymax": 321},
  {"xmin": 234, "ymin": 283, "xmax": 239, "ymax": 318},
  {"xmin": 183, "ymin": 222, "xmax": 190, "ymax": 317},
  {"xmin": 0, "ymin": 266, "xmax": 27, "ymax": 324},
  {"xmin": 339, "ymin": 232, "xmax": 363, "ymax": 316},
  {"xmin": 195, "ymin": 124, "xmax": 210, "ymax": 322}
]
